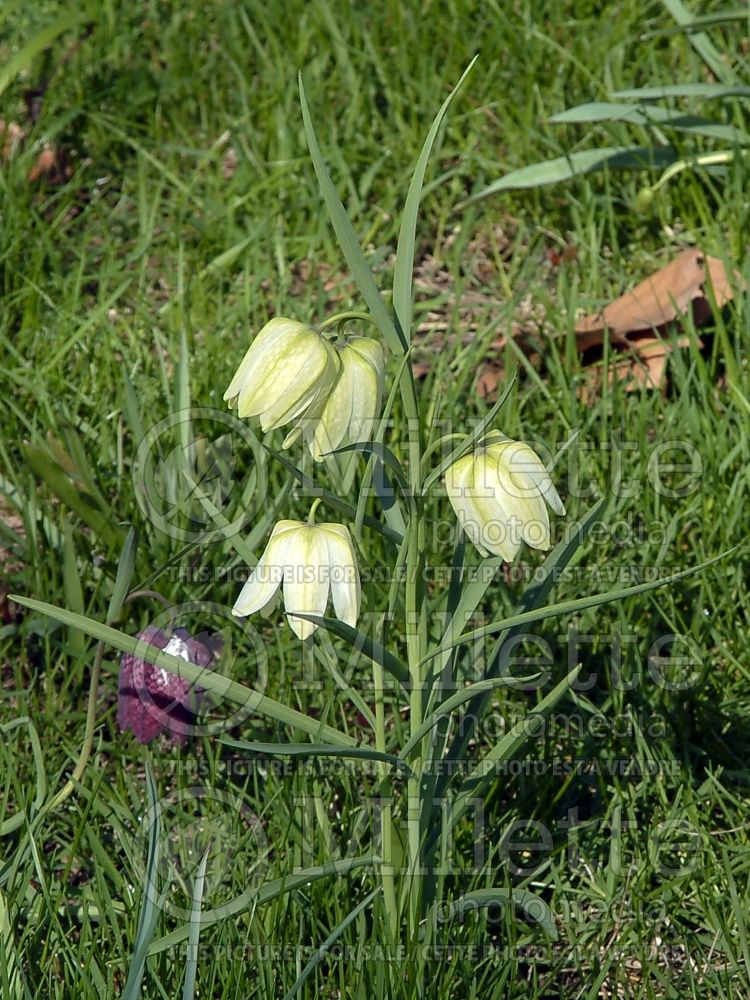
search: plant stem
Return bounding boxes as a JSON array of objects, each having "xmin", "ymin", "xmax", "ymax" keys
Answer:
[
  {"xmin": 405, "ymin": 502, "xmax": 426, "ymax": 934},
  {"xmin": 373, "ymin": 656, "xmax": 398, "ymax": 941}
]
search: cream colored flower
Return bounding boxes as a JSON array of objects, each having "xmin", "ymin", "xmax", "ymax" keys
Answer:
[
  {"xmin": 306, "ymin": 337, "xmax": 385, "ymax": 461},
  {"xmin": 232, "ymin": 518, "xmax": 360, "ymax": 640},
  {"xmin": 223, "ymin": 318, "xmax": 341, "ymax": 438},
  {"xmin": 445, "ymin": 433, "xmax": 565, "ymax": 561}
]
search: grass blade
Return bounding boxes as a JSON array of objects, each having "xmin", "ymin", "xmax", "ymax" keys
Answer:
[
  {"xmin": 298, "ymin": 75, "xmax": 404, "ymax": 354},
  {"xmin": 147, "ymin": 855, "xmax": 378, "ymax": 954},
  {"xmin": 393, "ymin": 57, "xmax": 477, "ymax": 340},
  {"xmin": 285, "ymin": 612, "xmax": 408, "ymax": 687},
  {"xmin": 0, "ymin": 11, "xmax": 84, "ymax": 99},
  {"xmin": 439, "ymin": 887, "xmax": 557, "ymax": 940},
  {"xmin": 421, "ymin": 547, "xmax": 735, "ymax": 663},
  {"xmin": 181, "ymin": 847, "xmax": 210, "ymax": 1000},
  {"xmin": 220, "ymin": 738, "xmax": 413, "ymax": 777},
  {"xmin": 282, "ymin": 888, "xmax": 380, "ymax": 1000},
  {"xmin": 661, "ymin": 0, "xmax": 737, "ymax": 83},
  {"xmin": 122, "ymin": 764, "xmax": 164, "ymax": 1000},
  {"xmin": 462, "ymin": 146, "xmax": 678, "ymax": 200}
]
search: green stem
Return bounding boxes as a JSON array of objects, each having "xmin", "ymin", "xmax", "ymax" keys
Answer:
[
  {"xmin": 373, "ymin": 656, "xmax": 398, "ymax": 941},
  {"xmin": 317, "ymin": 311, "xmax": 377, "ymax": 333},
  {"xmin": 307, "ymin": 497, "xmax": 323, "ymax": 525},
  {"xmin": 405, "ymin": 501, "xmax": 426, "ymax": 933},
  {"xmin": 399, "ymin": 365, "xmax": 422, "ymax": 497},
  {"xmin": 652, "ymin": 149, "xmax": 738, "ymax": 193}
]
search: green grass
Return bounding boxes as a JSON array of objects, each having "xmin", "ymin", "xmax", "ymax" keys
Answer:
[{"xmin": 1, "ymin": 0, "xmax": 750, "ymax": 996}]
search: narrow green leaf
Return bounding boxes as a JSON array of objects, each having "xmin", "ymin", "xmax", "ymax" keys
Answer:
[
  {"xmin": 62, "ymin": 521, "xmax": 85, "ymax": 657},
  {"xmin": 548, "ymin": 102, "xmax": 749, "ymax": 143},
  {"xmin": 0, "ymin": 11, "xmax": 84, "ymax": 99},
  {"xmin": 463, "ymin": 146, "xmax": 678, "ymax": 200},
  {"xmin": 439, "ymin": 888, "xmax": 557, "ymax": 940},
  {"xmin": 661, "ymin": 0, "xmax": 737, "ymax": 82},
  {"xmin": 147, "ymin": 855, "xmax": 378, "ymax": 954},
  {"xmin": 0, "ymin": 717, "xmax": 47, "ymax": 836},
  {"xmin": 122, "ymin": 369, "xmax": 146, "ymax": 446},
  {"xmin": 220, "ymin": 738, "xmax": 413, "ymax": 776},
  {"xmin": 182, "ymin": 847, "xmax": 210, "ymax": 1000},
  {"xmin": 298, "ymin": 75, "xmax": 404, "ymax": 354},
  {"xmin": 23, "ymin": 443, "xmax": 121, "ymax": 548},
  {"xmin": 612, "ymin": 84, "xmax": 750, "ymax": 100},
  {"xmin": 9, "ymin": 595, "xmax": 357, "ymax": 747},
  {"xmin": 176, "ymin": 329, "xmax": 191, "ymax": 440},
  {"xmin": 373, "ymin": 460, "xmax": 407, "ymax": 539},
  {"xmin": 269, "ymin": 449, "xmax": 403, "ymax": 545},
  {"xmin": 330, "ymin": 441, "xmax": 408, "ymax": 490},
  {"xmin": 0, "ymin": 888, "xmax": 22, "ymax": 1000},
  {"xmin": 461, "ymin": 663, "xmax": 581, "ymax": 789},
  {"xmin": 287, "ymin": 612, "xmax": 408, "ymax": 687},
  {"xmin": 653, "ymin": 7, "xmax": 750, "ymax": 32},
  {"xmin": 422, "ymin": 547, "xmax": 734, "ymax": 663},
  {"xmin": 122, "ymin": 764, "xmax": 164, "ymax": 1000},
  {"xmin": 549, "ymin": 101, "xmax": 650, "ymax": 123},
  {"xmin": 200, "ymin": 235, "xmax": 255, "ymax": 277},
  {"xmin": 402, "ymin": 674, "xmax": 541, "ymax": 761},
  {"xmin": 106, "ymin": 527, "xmax": 138, "ymax": 624},
  {"xmin": 393, "ymin": 57, "xmax": 477, "ymax": 340},
  {"xmin": 430, "ymin": 498, "xmax": 610, "ymax": 817}
]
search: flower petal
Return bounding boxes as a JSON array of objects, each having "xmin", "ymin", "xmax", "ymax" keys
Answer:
[
  {"xmin": 445, "ymin": 454, "xmax": 492, "ymax": 558},
  {"xmin": 232, "ymin": 520, "xmax": 301, "ymax": 617},
  {"xmin": 320, "ymin": 523, "xmax": 360, "ymax": 628},
  {"xmin": 225, "ymin": 318, "xmax": 308, "ymax": 407},
  {"xmin": 311, "ymin": 353, "xmax": 355, "ymax": 458},
  {"xmin": 486, "ymin": 443, "xmax": 552, "ymax": 550},
  {"xmin": 471, "ymin": 454, "xmax": 521, "ymax": 562},
  {"xmin": 239, "ymin": 332, "xmax": 323, "ymax": 424},
  {"xmin": 283, "ymin": 525, "xmax": 330, "ymax": 640},
  {"xmin": 258, "ymin": 338, "xmax": 340, "ymax": 431}
]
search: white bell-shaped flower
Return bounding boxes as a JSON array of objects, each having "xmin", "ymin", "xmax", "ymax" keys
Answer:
[
  {"xmin": 224, "ymin": 318, "xmax": 341, "ymax": 437},
  {"xmin": 232, "ymin": 517, "xmax": 361, "ymax": 640},
  {"xmin": 306, "ymin": 337, "xmax": 385, "ymax": 461},
  {"xmin": 445, "ymin": 432, "xmax": 565, "ymax": 561}
]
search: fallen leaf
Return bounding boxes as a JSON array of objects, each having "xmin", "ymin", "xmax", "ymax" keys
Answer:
[
  {"xmin": 575, "ymin": 248, "xmax": 739, "ymax": 352},
  {"xmin": 577, "ymin": 331, "xmax": 703, "ymax": 403}
]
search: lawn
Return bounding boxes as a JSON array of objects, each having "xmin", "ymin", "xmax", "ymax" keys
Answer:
[{"xmin": 1, "ymin": 1, "xmax": 750, "ymax": 997}]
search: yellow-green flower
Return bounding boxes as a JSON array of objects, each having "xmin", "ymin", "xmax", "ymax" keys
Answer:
[
  {"xmin": 445, "ymin": 433, "xmax": 565, "ymax": 561},
  {"xmin": 306, "ymin": 337, "xmax": 385, "ymax": 461},
  {"xmin": 223, "ymin": 318, "xmax": 341, "ymax": 440},
  {"xmin": 232, "ymin": 518, "xmax": 360, "ymax": 640}
]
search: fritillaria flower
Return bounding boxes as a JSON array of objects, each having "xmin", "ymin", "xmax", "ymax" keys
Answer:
[
  {"xmin": 306, "ymin": 337, "xmax": 385, "ymax": 461},
  {"xmin": 118, "ymin": 626, "xmax": 220, "ymax": 745},
  {"xmin": 445, "ymin": 432, "xmax": 565, "ymax": 561},
  {"xmin": 223, "ymin": 318, "xmax": 341, "ymax": 443},
  {"xmin": 232, "ymin": 516, "xmax": 360, "ymax": 640}
]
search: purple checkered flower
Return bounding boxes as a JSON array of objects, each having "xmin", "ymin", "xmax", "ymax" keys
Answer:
[{"xmin": 117, "ymin": 626, "xmax": 220, "ymax": 746}]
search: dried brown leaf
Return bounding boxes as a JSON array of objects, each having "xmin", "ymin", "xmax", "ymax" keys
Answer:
[{"xmin": 575, "ymin": 248, "xmax": 740, "ymax": 351}]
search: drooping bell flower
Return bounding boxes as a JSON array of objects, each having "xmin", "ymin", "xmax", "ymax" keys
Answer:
[
  {"xmin": 223, "ymin": 317, "xmax": 341, "ymax": 443},
  {"xmin": 445, "ymin": 432, "xmax": 565, "ymax": 561},
  {"xmin": 117, "ymin": 626, "xmax": 220, "ymax": 745},
  {"xmin": 305, "ymin": 337, "xmax": 385, "ymax": 461},
  {"xmin": 232, "ymin": 513, "xmax": 360, "ymax": 640}
]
